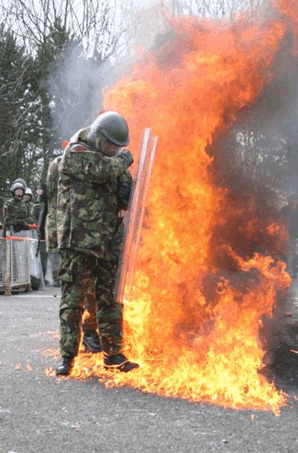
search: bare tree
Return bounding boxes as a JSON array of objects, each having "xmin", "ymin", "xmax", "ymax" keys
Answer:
[
  {"xmin": 136, "ymin": 0, "xmax": 268, "ymax": 21},
  {"xmin": 0, "ymin": 0, "xmax": 126, "ymax": 60},
  {"xmin": 0, "ymin": 0, "xmax": 276, "ymax": 188},
  {"xmin": 0, "ymin": 0, "xmax": 133, "ymax": 182}
]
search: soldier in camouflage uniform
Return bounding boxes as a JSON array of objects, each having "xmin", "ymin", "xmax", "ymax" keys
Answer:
[
  {"xmin": 55, "ymin": 111, "xmax": 138, "ymax": 375},
  {"xmin": 46, "ymin": 158, "xmax": 61, "ymax": 286},
  {"xmin": 23, "ymin": 187, "xmax": 40, "ymax": 224},
  {"xmin": 47, "ymin": 155, "xmax": 102, "ymax": 352},
  {"xmin": 35, "ymin": 183, "xmax": 48, "ymax": 279},
  {"xmin": 2, "ymin": 179, "xmax": 34, "ymax": 235},
  {"xmin": 46, "ymin": 158, "xmax": 61, "ymax": 252}
]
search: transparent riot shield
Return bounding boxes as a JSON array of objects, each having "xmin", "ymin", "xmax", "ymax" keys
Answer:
[{"xmin": 115, "ymin": 128, "xmax": 158, "ymax": 304}]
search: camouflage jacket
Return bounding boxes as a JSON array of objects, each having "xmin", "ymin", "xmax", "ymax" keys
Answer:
[
  {"xmin": 25, "ymin": 200, "xmax": 40, "ymax": 224},
  {"xmin": 32, "ymin": 203, "xmax": 41, "ymax": 224},
  {"xmin": 2, "ymin": 197, "xmax": 34, "ymax": 232},
  {"xmin": 46, "ymin": 156, "xmax": 61, "ymax": 251},
  {"xmin": 57, "ymin": 129, "xmax": 132, "ymax": 259}
]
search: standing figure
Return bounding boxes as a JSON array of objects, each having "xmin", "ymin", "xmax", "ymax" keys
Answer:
[
  {"xmin": 23, "ymin": 187, "xmax": 39, "ymax": 224},
  {"xmin": 46, "ymin": 156, "xmax": 62, "ymax": 287},
  {"xmin": 47, "ymin": 156, "xmax": 102, "ymax": 352},
  {"xmin": 55, "ymin": 111, "xmax": 138, "ymax": 375},
  {"xmin": 36, "ymin": 183, "xmax": 48, "ymax": 279},
  {"xmin": 2, "ymin": 179, "xmax": 33, "ymax": 234}
]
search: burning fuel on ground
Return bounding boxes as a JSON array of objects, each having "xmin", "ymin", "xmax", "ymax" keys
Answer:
[{"xmin": 46, "ymin": 0, "xmax": 298, "ymax": 414}]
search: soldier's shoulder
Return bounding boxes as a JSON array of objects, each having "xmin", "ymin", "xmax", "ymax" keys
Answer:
[
  {"xmin": 51, "ymin": 155, "xmax": 62, "ymax": 166},
  {"xmin": 48, "ymin": 156, "xmax": 62, "ymax": 174},
  {"xmin": 68, "ymin": 143, "xmax": 94, "ymax": 157},
  {"xmin": 63, "ymin": 146, "xmax": 97, "ymax": 170},
  {"xmin": 3, "ymin": 197, "xmax": 15, "ymax": 207}
]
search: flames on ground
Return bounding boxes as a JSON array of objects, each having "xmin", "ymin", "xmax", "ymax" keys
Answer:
[{"xmin": 48, "ymin": 1, "xmax": 298, "ymax": 413}]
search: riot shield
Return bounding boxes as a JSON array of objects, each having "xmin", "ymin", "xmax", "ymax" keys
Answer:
[{"xmin": 115, "ymin": 128, "xmax": 158, "ymax": 304}]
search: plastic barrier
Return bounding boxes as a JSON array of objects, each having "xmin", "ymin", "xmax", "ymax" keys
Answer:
[
  {"xmin": 0, "ymin": 225, "xmax": 44, "ymax": 295},
  {"xmin": 114, "ymin": 128, "xmax": 158, "ymax": 304}
]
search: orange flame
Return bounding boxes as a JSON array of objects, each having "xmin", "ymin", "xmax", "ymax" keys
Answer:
[{"xmin": 50, "ymin": 6, "xmax": 298, "ymax": 414}]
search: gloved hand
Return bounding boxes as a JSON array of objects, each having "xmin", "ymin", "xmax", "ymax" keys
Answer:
[
  {"xmin": 13, "ymin": 220, "xmax": 29, "ymax": 232},
  {"xmin": 118, "ymin": 149, "xmax": 134, "ymax": 167},
  {"xmin": 117, "ymin": 176, "xmax": 132, "ymax": 210}
]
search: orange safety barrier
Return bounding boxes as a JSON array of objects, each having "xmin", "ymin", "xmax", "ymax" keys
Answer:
[{"xmin": 3, "ymin": 236, "xmax": 32, "ymax": 241}]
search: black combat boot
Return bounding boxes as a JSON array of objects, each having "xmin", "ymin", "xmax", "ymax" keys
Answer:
[
  {"xmin": 83, "ymin": 331, "xmax": 102, "ymax": 353},
  {"xmin": 55, "ymin": 357, "xmax": 75, "ymax": 376},
  {"xmin": 103, "ymin": 353, "xmax": 139, "ymax": 373}
]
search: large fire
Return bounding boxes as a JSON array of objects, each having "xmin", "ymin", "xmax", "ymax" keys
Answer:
[{"xmin": 46, "ymin": 1, "xmax": 298, "ymax": 413}]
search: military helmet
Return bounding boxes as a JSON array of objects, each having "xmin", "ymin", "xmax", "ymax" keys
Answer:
[
  {"xmin": 13, "ymin": 178, "xmax": 27, "ymax": 190},
  {"xmin": 25, "ymin": 187, "xmax": 33, "ymax": 197},
  {"xmin": 89, "ymin": 111, "xmax": 129, "ymax": 147},
  {"xmin": 11, "ymin": 181, "xmax": 26, "ymax": 194}
]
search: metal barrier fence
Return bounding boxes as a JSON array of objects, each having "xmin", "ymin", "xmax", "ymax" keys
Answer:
[
  {"xmin": 0, "ymin": 227, "xmax": 44, "ymax": 295},
  {"xmin": 0, "ymin": 236, "xmax": 31, "ymax": 295}
]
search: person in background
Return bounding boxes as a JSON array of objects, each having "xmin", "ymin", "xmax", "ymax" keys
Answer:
[
  {"xmin": 46, "ymin": 159, "xmax": 61, "ymax": 287},
  {"xmin": 47, "ymin": 155, "xmax": 102, "ymax": 352},
  {"xmin": 23, "ymin": 187, "xmax": 32, "ymax": 203},
  {"xmin": 36, "ymin": 183, "xmax": 48, "ymax": 279},
  {"xmin": 55, "ymin": 111, "xmax": 138, "ymax": 375},
  {"xmin": 23, "ymin": 187, "xmax": 39, "ymax": 224},
  {"xmin": 2, "ymin": 179, "xmax": 34, "ymax": 235}
]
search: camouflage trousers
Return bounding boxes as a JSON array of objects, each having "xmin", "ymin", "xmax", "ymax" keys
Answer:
[
  {"xmin": 81, "ymin": 267, "xmax": 97, "ymax": 333},
  {"xmin": 47, "ymin": 253, "xmax": 96, "ymax": 328},
  {"xmin": 59, "ymin": 250, "xmax": 122, "ymax": 358}
]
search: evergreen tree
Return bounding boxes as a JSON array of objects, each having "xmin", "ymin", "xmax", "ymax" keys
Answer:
[{"xmin": 0, "ymin": 25, "xmax": 41, "ymax": 207}]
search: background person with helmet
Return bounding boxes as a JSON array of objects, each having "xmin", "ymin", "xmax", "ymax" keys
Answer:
[
  {"xmin": 23, "ymin": 187, "xmax": 33, "ymax": 201},
  {"xmin": 35, "ymin": 183, "xmax": 48, "ymax": 279},
  {"xmin": 47, "ymin": 155, "xmax": 102, "ymax": 353},
  {"xmin": 46, "ymin": 156, "xmax": 62, "ymax": 287},
  {"xmin": 55, "ymin": 111, "xmax": 139, "ymax": 376},
  {"xmin": 2, "ymin": 179, "xmax": 34, "ymax": 235},
  {"xmin": 23, "ymin": 187, "xmax": 40, "ymax": 223}
]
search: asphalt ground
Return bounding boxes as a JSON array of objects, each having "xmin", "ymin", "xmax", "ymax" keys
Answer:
[{"xmin": 1, "ymin": 285, "xmax": 298, "ymax": 453}]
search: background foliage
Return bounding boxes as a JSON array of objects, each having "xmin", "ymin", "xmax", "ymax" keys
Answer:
[{"xmin": 0, "ymin": 0, "xmax": 297, "ymax": 217}]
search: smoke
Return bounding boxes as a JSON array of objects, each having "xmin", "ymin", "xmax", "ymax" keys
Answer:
[
  {"xmin": 48, "ymin": 42, "xmax": 108, "ymax": 146},
  {"xmin": 46, "ymin": 1, "xmax": 168, "ymax": 150},
  {"xmin": 137, "ymin": 3, "xmax": 298, "ymax": 208},
  {"xmin": 208, "ymin": 31, "xmax": 298, "ymax": 206},
  {"xmin": 45, "ymin": 2, "xmax": 298, "ymax": 402},
  {"xmin": 132, "ymin": 10, "xmax": 298, "ymax": 377}
]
